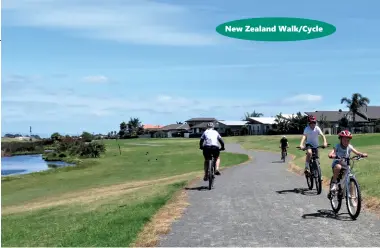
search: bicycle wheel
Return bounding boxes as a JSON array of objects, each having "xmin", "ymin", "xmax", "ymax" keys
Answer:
[
  {"xmin": 329, "ymin": 177, "xmax": 342, "ymax": 213},
  {"xmin": 282, "ymin": 151, "xmax": 286, "ymax": 162},
  {"xmin": 305, "ymin": 163, "xmax": 313, "ymax": 190},
  {"xmin": 208, "ymin": 159, "xmax": 214, "ymax": 190},
  {"xmin": 314, "ymin": 161, "xmax": 322, "ymax": 195},
  {"xmin": 346, "ymin": 177, "xmax": 362, "ymax": 220}
]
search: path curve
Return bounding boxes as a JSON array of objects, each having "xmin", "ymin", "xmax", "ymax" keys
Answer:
[{"xmin": 158, "ymin": 143, "xmax": 380, "ymax": 247}]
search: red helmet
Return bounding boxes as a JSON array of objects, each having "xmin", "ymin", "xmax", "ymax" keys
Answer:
[
  {"xmin": 338, "ymin": 130, "xmax": 352, "ymax": 139},
  {"xmin": 308, "ymin": 115, "xmax": 317, "ymax": 123}
]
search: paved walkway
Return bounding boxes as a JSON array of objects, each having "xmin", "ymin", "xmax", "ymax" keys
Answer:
[{"xmin": 158, "ymin": 143, "xmax": 380, "ymax": 247}]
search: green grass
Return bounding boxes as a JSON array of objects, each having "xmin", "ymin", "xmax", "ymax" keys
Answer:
[
  {"xmin": 2, "ymin": 138, "xmax": 248, "ymax": 206},
  {"xmin": 226, "ymin": 133, "xmax": 380, "ymax": 198},
  {"xmin": 1, "ymin": 139, "xmax": 248, "ymax": 247},
  {"xmin": 1, "ymin": 181, "xmax": 187, "ymax": 247}
]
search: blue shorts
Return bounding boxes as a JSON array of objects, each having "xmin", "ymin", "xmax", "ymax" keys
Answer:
[{"xmin": 331, "ymin": 159, "xmax": 348, "ymax": 168}]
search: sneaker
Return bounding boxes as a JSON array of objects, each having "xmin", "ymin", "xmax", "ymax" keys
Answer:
[
  {"xmin": 215, "ymin": 170, "xmax": 221, "ymax": 176},
  {"xmin": 330, "ymin": 183, "xmax": 337, "ymax": 191},
  {"xmin": 203, "ymin": 175, "xmax": 208, "ymax": 181}
]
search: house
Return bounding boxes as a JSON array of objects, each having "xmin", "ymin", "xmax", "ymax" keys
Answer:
[
  {"xmin": 304, "ymin": 110, "xmax": 369, "ymax": 134},
  {"xmin": 141, "ymin": 124, "xmax": 164, "ymax": 136},
  {"xmin": 246, "ymin": 117, "xmax": 276, "ymax": 135},
  {"xmin": 359, "ymin": 106, "xmax": 380, "ymax": 122},
  {"xmin": 185, "ymin": 117, "xmax": 217, "ymax": 134},
  {"xmin": 160, "ymin": 123, "xmax": 190, "ymax": 137},
  {"xmin": 217, "ymin": 121, "xmax": 249, "ymax": 136},
  {"xmin": 142, "ymin": 124, "xmax": 164, "ymax": 131},
  {"xmin": 245, "ymin": 114, "xmax": 296, "ymax": 135}
]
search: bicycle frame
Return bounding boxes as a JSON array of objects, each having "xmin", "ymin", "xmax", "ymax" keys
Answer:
[{"xmin": 333, "ymin": 157, "xmax": 359, "ymax": 198}]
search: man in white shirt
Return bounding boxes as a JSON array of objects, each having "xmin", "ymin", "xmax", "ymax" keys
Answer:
[
  {"xmin": 199, "ymin": 122, "xmax": 225, "ymax": 181},
  {"xmin": 299, "ymin": 115, "xmax": 328, "ymax": 174}
]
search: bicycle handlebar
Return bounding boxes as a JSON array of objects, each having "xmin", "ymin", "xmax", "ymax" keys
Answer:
[
  {"xmin": 296, "ymin": 144, "xmax": 330, "ymax": 150},
  {"xmin": 329, "ymin": 155, "xmax": 367, "ymax": 161}
]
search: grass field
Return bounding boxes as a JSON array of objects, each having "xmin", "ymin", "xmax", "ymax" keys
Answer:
[
  {"xmin": 227, "ymin": 133, "xmax": 380, "ymax": 198},
  {"xmin": 1, "ymin": 138, "xmax": 248, "ymax": 247}
]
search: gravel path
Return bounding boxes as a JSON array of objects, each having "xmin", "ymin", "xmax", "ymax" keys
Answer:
[{"xmin": 158, "ymin": 143, "xmax": 380, "ymax": 247}]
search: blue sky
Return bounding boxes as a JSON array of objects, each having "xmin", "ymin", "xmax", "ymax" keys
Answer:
[{"xmin": 2, "ymin": 0, "xmax": 380, "ymax": 137}]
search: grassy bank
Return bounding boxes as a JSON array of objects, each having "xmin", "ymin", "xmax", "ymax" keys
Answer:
[
  {"xmin": 1, "ymin": 181, "xmax": 187, "ymax": 247},
  {"xmin": 227, "ymin": 133, "xmax": 380, "ymax": 198},
  {"xmin": 2, "ymin": 138, "xmax": 248, "ymax": 246}
]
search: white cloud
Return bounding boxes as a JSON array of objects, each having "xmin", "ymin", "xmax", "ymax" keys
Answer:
[
  {"xmin": 1, "ymin": 85, "xmax": 326, "ymax": 123},
  {"xmin": 283, "ymin": 94, "xmax": 323, "ymax": 104},
  {"xmin": 82, "ymin": 75, "xmax": 109, "ymax": 83},
  {"xmin": 2, "ymin": 0, "xmax": 221, "ymax": 46}
]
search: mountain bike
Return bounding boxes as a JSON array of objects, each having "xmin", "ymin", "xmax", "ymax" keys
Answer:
[
  {"xmin": 202, "ymin": 147, "xmax": 224, "ymax": 190},
  {"xmin": 296, "ymin": 144, "xmax": 330, "ymax": 195},
  {"xmin": 280, "ymin": 147, "xmax": 288, "ymax": 162},
  {"xmin": 327, "ymin": 155, "xmax": 366, "ymax": 220}
]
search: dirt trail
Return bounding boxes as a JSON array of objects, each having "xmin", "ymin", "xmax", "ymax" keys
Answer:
[{"xmin": 2, "ymin": 172, "xmax": 200, "ymax": 215}]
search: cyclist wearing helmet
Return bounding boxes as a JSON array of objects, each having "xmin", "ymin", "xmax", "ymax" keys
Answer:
[
  {"xmin": 299, "ymin": 115, "xmax": 328, "ymax": 174},
  {"xmin": 279, "ymin": 135, "xmax": 289, "ymax": 156},
  {"xmin": 328, "ymin": 130, "xmax": 367, "ymax": 192},
  {"xmin": 199, "ymin": 122, "xmax": 225, "ymax": 181}
]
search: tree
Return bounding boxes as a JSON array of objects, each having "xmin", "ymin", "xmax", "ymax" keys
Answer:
[
  {"xmin": 81, "ymin": 131, "xmax": 94, "ymax": 142},
  {"xmin": 318, "ymin": 114, "xmax": 330, "ymax": 130},
  {"xmin": 51, "ymin": 132, "xmax": 61, "ymax": 141},
  {"xmin": 119, "ymin": 122, "xmax": 128, "ymax": 138},
  {"xmin": 274, "ymin": 112, "xmax": 290, "ymax": 134},
  {"xmin": 242, "ymin": 110, "xmax": 263, "ymax": 121},
  {"xmin": 128, "ymin": 117, "xmax": 142, "ymax": 136},
  {"xmin": 341, "ymin": 93, "xmax": 370, "ymax": 132}
]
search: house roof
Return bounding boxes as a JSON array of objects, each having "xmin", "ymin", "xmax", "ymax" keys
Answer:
[
  {"xmin": 304, "ymin": 111, "xmax": 368, "ymax": 122},
  {"xmin": 185, "ymin": 117, "xmax": 217, "ymax": 122},
  {"xmin": 161, "ymin": 123, "xmax": 190, "ymax": 131},
  {"xmin": 191, "ymin": 122, "xmax": 209, "ymax": 129},
  {"xmin": 218, "ymin": 121, "xmax": 248, "ymax": 126},
  {"xmin": 142, "ymin": 124, "xmax": 164, "ymax": 129},
  {"xmin": 248, "ymin": 117, "xmax": 276, "ymax": 125},
  {"xmin": 359, "ymin": 106, "xmax": 380, "ymax": 119}
]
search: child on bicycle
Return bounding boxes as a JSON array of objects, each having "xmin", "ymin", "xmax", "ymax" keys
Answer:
[{"xmin": 327, "ymin": 130, "xmax": 368, "ymax": 192}]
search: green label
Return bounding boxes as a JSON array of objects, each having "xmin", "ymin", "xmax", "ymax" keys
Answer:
[{"xmin": 215, "ymin": 17, "xmax": 336, "ymax": 41}]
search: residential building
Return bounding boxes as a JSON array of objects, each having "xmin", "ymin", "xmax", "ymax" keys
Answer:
[
  {"xmin": 217, "ymin": 121, "xmax": 249, "ymax": 136},
  {"xmin": 304, "ymin": 110, "xmax": 368, "ymax": 134},
  {"xmin": 185, "ymin": 117, "xmax": 217, "ymax": 134},
  {"xmin": 359, "ymin": 106, "xmax": 380, "ymax": 122},
  {"xmin": 246, "ymin": 117, "xmax": 276, "ymax": 135},
  {"xmin": 245, "ymin": 114, "xmax": 296, "ymax": 135},
  {"xmin": 160, "ymin": 123, "xmax": 190, "ymax": 137}
]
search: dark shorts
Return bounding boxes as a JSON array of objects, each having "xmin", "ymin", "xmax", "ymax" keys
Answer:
[{"xmin": 203, "ymin": 146, "xmax": 220, "ymax": 160}]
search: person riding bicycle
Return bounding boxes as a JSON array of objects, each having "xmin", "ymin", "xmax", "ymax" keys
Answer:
[
  {"xmin": 199, "ymin": 122, "xmax": 225, "ymax": 181},
  {"xmin": 327, "ymin": 130, "xmax": 368, "ymax": 192},
  {"xmin": 299, "ymin": 115, "xmax": 328, "ymax": 174},
  {"xmin": 279, "ymin": 135, "xmax": 289, "ymax": 156}
]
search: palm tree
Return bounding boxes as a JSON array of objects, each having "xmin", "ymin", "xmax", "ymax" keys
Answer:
[
  {"xmin": 340, "ymin": 93, "xmax": 370, "ymax": 132},
  {"xmin": 242, "ymin": 110, "xmax": 263, "ymax": 121}
]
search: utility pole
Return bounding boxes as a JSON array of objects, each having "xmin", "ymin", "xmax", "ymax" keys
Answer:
[{"xmin": 29, "ymin": 126, "xmax": 32, "ymax": 141}]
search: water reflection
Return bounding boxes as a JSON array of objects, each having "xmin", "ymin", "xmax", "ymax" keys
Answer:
[{"xmin": 1, "ymin": 154, "xmax": 73, "ymax": 176}]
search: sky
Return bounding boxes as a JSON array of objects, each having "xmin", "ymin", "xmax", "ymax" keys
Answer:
[{"xmin": 2, "ymin": 0, "xmax": 380, "ymax": 137}]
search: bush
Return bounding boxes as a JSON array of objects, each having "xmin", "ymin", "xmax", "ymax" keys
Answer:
[{"xmin": 78, "ymin": 142, "xmax": 106, "ymax": 158}]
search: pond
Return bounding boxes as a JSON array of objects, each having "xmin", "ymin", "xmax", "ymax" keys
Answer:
[{"xmin": 1, "ymin": 154, "xmax": 73, "ymax": 176}]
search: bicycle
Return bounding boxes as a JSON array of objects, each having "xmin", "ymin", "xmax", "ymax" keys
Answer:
[
  {"xmin": 327, "ymin": 155, "xmax": 366, "ymax": 220},
  {"xmin": 280, "ymin": 146, "xmax": 288, "ymax": 162},
  {"xmin": 202, "ymin": 147, "xmax": 224, "ymax": 190},
  {"xmin": 296, "ymin": 144, "xmax": 330, "ymax": 195}
]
